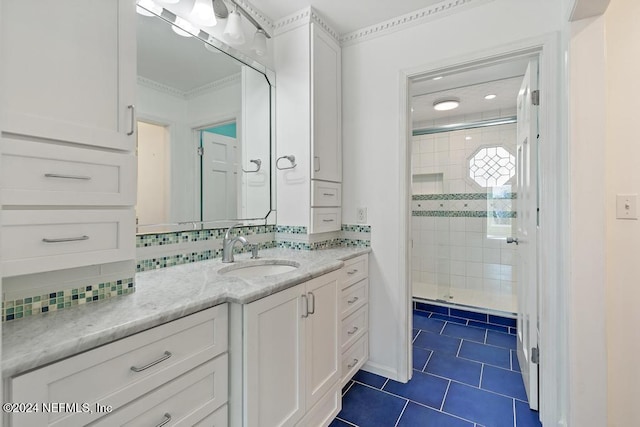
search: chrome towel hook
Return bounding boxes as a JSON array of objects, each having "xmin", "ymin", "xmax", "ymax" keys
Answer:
[
  {"xmin": 276, "ymin": 155, "xmax": 297, "ymax": 170},
  {"xmin": 242, "ymin": 159, "xmax": 262, "ymax": 173}
]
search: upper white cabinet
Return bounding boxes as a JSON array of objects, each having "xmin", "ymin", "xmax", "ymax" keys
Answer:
[
  {"xmin": 275, "ymin": 12, "xmax": 342, "ymax": 233},
  {"xmin": 0, "ymin": 0, "xmax": 137, "ymax": 277},
  {"xmin": 1, "ymin": 0, "xmax": 136, "ymax": 151},
  {"xmin": 311, "ymin": 24, "xmax": 342, "ymax": 183}
]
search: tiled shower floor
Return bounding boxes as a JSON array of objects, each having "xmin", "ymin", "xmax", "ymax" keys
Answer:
[{"xmin": 330, "ymin": 304, "xmax": 542, "ymax": 427}]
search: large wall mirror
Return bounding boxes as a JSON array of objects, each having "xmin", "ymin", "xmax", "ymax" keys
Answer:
[{"xmin": 135, "ymin": 8, "xmax": 273, "ymax": 234}]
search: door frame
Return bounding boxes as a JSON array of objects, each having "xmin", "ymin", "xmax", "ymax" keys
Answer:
[{"xmin": 398, "ymin": 33, "xmax": 568, "ymax": 426}]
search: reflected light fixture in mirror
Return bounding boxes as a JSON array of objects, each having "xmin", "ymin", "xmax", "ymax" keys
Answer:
[
  {"xmin": 224, "ymin": 8, "xmax": 245, "ymax": 45},
  {"xmin": 253, "ymin": 29, "xmax": 267, "ymax": 56},
  {"xmin": 191, "ymin": 0, "xmax": 217, "ymax": 26},
  {"xmin": 172, "ymin": 16, "xmax": 198, "ymax": 37},
  {"xmin": 137, "ymin": 0, "xmax": 162, "ymax": 16}
]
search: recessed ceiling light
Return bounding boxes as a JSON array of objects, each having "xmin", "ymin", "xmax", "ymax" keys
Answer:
[
  {"xmin": 433, "ymin": 76, "xmax": 443, "ymax": 80},
  {"xmin": 484, "ymin": 94, "xmax": 497, "ymax": 100},
  {"xmin": 433, "ymin": 98, "xmax": 460, "ymax": 111},
  {"xmin": 465, "ymin": 136, "xmax": 472, "ymax": 140}
]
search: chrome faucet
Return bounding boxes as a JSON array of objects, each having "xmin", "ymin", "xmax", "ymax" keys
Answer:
[{"xmin": 222, "ymin": 223, "xmax": 255, "ymax": 263}]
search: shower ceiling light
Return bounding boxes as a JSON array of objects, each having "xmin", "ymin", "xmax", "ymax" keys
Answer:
[{"xmin": 433, "ymin": 98, "xmax": 460, "ymax": 111}]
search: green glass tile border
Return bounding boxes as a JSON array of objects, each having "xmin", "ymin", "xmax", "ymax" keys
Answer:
[
  {"xmin": 412, "ymin": 210, "xmax": 517, "ymax": 218},
  {"xmin": 341, "ymin": 224, "xmax": 371, "ymax": 233},
  {"xmin": 136, "ymin": 241, "xmax": 278, "ymax": 272},
  {"xmin": 412, "ymin": 192, "xmax": 517, "ymax": 201},
  {"xmin": 275, "ymin": 225, "xmax": 308, "ymax": 234},
  {"xmin": 2, "ymin": 278, "xmax": 135, "ymax": 323},
  {"xmin": 136, "ymin": 225, "xmax": 277, "ymax": 248}
]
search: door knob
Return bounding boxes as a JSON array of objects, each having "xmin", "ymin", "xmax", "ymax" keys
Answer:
[{"xmin": 507, "ymin": 237, "xmax": 519, "ymax": 245}]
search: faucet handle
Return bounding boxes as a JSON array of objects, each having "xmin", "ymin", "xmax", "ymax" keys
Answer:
[{"xmin": 251, "ymin": 244, "xmax": 259, "ymax": 259}]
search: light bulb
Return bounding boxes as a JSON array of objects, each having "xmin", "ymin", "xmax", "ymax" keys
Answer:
[
  {"xmin": 191, "ymin": 0, "xmax": 217, "ymax": 26},
  {"xmin": 136, "ymin": 0, "xmax": 162, "ymax": 16},
  {"xmin": 172, "ymin": 17, "xmax": 198, "ymax": 37}
]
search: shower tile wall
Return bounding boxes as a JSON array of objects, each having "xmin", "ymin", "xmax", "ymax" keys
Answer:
[{"xmin": 411, "ymin": 123, "xmax": 518, "ymax": 313}]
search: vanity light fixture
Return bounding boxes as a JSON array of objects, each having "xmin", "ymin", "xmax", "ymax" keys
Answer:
[
  {"xmin": 224, "ymin": 8, "xmax": 245, "ymax": 45},
  {"xmin": 158, "ymin": 0, "xmax": 179, "ymax": 3},
  {"xmin": 191, "ymin": 0, "xmax": 217, "ymax": 27},
  {"xmin": 252, "ymin": 29, "xmax": 267, "ymax": 56},
  {"xmin": 136, "ymin": 0, "xmax": 162, "ymax": 16},
  {"xmin": 484, "ymin": 94, "xmax": 497, "ymax": 100},
  {"xmin": 433, "ymin": 98, "xmax": 460, "ymax": 111},
  {"xmin": 172, "ymin": 16, "xmax": 198, "ymax": 37}
]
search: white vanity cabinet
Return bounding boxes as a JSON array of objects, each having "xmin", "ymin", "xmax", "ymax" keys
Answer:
[
  {"xmin": 4, "ymin": 305, "xmax": 228, "ymax": 427},
  {"xmin": 240, "ymin": 270, "xmax": 341, "ymax": 427},
  {"xmin": 275, "ymin": 14, "xmax": 342, "ymax": 234},
  {"xmin": 0, "ymin": 0, "xmax": 137, "ymax": 277},
  {"xmin": 339, "ymin": 255, "xmax": 370, "ymax": 385}
]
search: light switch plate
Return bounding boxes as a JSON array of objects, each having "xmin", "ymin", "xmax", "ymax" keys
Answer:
[{"xmin": 616, "ymin": 194, "xmax": 638, "ymax": 220}]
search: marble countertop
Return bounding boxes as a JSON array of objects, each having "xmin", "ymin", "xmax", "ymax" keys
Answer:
[{"xmin": 1, "ymin": 247, "xmax": 370, "ymax": 378}]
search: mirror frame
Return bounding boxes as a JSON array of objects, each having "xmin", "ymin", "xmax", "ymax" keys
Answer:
[{"xmin": 136, "ymin": 8, "xmax": 276, "ymax": 235}]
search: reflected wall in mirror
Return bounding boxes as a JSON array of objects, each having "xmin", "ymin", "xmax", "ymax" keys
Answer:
[{"xmin": 135, "ymin": 10, "xmax": 272, "ymax": 233}]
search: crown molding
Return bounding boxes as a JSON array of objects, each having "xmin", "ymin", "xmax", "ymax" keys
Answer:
[
  {"xmin": 273, "ymin": 6, "xmax": 339, "ymax": 42},
  {"xmin": 340, "ymin": 0, "xmax": 493, "ymax": 46},
  {"xmin": 235, "ymin": 0, "xmax": 275, "ymax": 36},
  {"xmin": 137, "ymin": 73, "xmax": 242, "ymax": 100}
]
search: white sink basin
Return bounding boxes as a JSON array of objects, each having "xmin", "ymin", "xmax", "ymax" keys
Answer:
[{"xmin": 219, "ymin": 260, "xmax": 300, "ymax": 279}]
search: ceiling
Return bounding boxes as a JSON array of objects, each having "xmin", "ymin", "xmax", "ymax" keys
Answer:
[
  {"xmin": 411, "ymin": 58, "xmax": 531, "ymax": 125},
  {"xmin": 137, "ymin": 12, "xmax": 241, "ymax": 93},
  {"xmin": 249, "ymin": 0, "xmax": 445, "ymax": 35}
]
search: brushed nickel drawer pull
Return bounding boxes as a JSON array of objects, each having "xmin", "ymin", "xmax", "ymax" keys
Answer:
[
  {"xmin": 301, "ymin": 294, "xmax": 309, "ymax": 318},
  {"xmin": 42, "ymin": 235, "xmax": 89, "ymax": 243},
  {"xmin": 156, "ymin": 413, "xmax": 172, "ymax": 427},
  {"xmin": 308, "ymin": 292, "xmax": 316, "ymax": 315},
  {"xmin": 347, "ymin": 359, "xmax": 359, "ymax": 369},
  {"xmin": 44, "ymin": 173, "xmax": 92, "ymax": 180},
  {"xmin": 347, "ymin": 297, "xmax": 359, "ymax": 305},
  {"xmin": 127, "ymin": 105, "xmax": 135, "ymax": 136},
  {"xmin": 130, "ymin": 351, "xmax": 172, "ymax": 372},
  {"xmin": 348, "ymin": 326, "xmax": 359, "ymax": 336},
  {"xmin": 323, "ymin": 192, "xmax": 334, "ymax": 196},
  {"xmin": 347, "ymin": 269, "xmax": 358, "ymax": 275},
  {"xmin": 322, "ymin": 219, "xmax": 334, "ymax": 222}
]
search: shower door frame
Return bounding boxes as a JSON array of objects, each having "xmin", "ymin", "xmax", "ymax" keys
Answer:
[{"xmin": 398, "ymin": 33, "xmax": 567, "ymax": 427}]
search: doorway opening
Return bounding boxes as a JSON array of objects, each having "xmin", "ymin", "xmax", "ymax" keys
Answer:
[
  {"xmin": 136, "ymin": 120, "xmax": 171, "ymax": 226},
  {"xmin": 407, "ymin": 53, "xmax": 541, "ymax": 411}
]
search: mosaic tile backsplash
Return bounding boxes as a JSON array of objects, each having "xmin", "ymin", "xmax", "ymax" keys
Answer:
[{"xmin": 2, "ymin": 278, "xmax": 134, "ymax": 322}]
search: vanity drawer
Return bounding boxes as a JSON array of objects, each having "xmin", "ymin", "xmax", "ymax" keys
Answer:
[
  {"xmin": 341, "ymin": 305, "xmax": 368, "ymax": 352},
  {"xmin": 310, "ymin": 207, "xmax": 341, "ymax": 233},
  {"xmin": 193, "ymin": 404, "xmax": 228, "ymax": 427},
  {"xmin": 341, "ymin": 278, "xmax": 368, "ymax": 318},
  {"xmin": 1, "ymin": 209, "xmax": 135, "ymax": 277},
  {"xmin": 9, "ymin": 305, "xmax": 228, "ymax": 427},
  {"xmin": 341, "ymin": 333, "xmax": 368, "ymax": 387},
  {"xmin": 311, "ymin": 180, "xmax": 341, "ymax": 207},
  {"xmin": 90, "ymin": 354, "xmax": 228, "ymax": 427},
  {"xmin": 1, "ymin": 138, "xmax": 136, "ymax": 206},
  {"xmin": 340, "ymin": 255, "xmax": 368, "ymax": 288}
]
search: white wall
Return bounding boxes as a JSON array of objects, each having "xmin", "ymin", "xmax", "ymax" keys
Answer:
[
  {"xmin": 567, "ymin": 14, "xmax": 608, "ymax": 426},
  {"xmin": 604, "ymin": 0, "xmax": 640, "ymax": 424},
  {"xmin": 341, "ymin": 0, "xmax": 563, "ymax": 383}
]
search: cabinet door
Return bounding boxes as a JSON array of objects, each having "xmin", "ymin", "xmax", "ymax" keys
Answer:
[
  {"xmin": 245, "ymin": 284, "xmax": 305, "ymax": 427},
  {"xmin": 311, "ymin": 24, "xmax": 341, "ymax": 183},
  {"xmin": 305, "ymin": 272, "xmax": 340, "ymax": 410},
  {"xmin": 1, "ymin": 0, "xmax": 136, "ymax": 151}
]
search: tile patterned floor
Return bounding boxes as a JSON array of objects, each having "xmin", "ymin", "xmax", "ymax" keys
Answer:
[{"xmin": 331, "ymin": 305, "xmax": 542, "ymax": 427}]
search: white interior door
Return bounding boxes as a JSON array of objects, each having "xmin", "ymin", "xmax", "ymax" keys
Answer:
[
  {"xmin": 201, "ymin": 131, "xmax": 238, "ymax": 221},
  {"xmin": 515, "ymin": 60, "xmax": 540, "ymax": 410}
]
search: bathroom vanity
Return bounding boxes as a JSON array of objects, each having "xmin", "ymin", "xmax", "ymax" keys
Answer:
[{"xmin": 2, "ymin": 249, "xmax": 369, "ymax": 427}]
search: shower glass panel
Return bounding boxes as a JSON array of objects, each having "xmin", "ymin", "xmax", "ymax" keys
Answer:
[{"xmin": 411, "ymin": 123, "xmax": 518, "ymax": 313}]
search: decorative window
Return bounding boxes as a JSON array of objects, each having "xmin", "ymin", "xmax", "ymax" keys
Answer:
[{"xmin": 468, "ymin": 146, "xmax": 515, "ymax": 188}]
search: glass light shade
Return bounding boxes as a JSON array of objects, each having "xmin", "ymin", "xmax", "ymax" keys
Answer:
[
  {"xmin": 191, "ymin": 0, "xmax": 217, "ymax": 26},
  {"xmin": 224, "ymin": 10, "xmax": 245, "ymax": 45},
  {"xmin": 433, "ymin": 98, "xmax": 460, "ymax": 111},
  {"xmin": 172, "ymin": 17, "xmax": 198, "ymax": 37},
  {"xmin": 136, "ymin": 0, "xmax": 161, "ymax": 16},
  {"xmin": 252, "ymin": 29, "xmax": 267, "ymax": 56}
]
